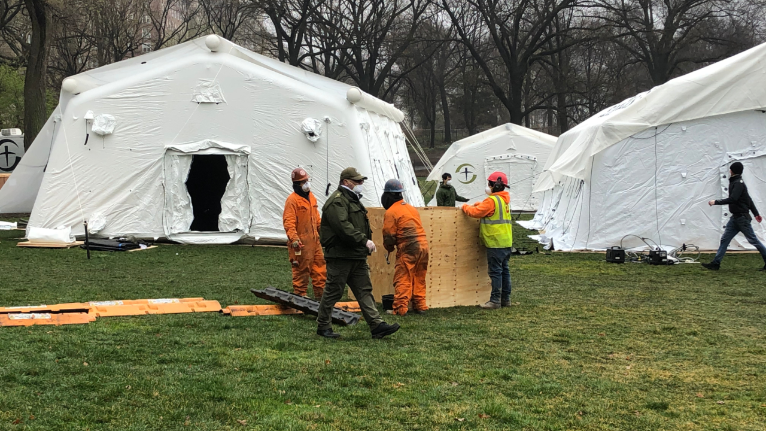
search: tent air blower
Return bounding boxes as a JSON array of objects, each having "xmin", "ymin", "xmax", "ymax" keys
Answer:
[
  {"xmin": 648, "ymin": 249, "xmax": 668, "ymax": 265},
  {"xmin": 605, "ymin": 246, "xmax": 625, "ymax": 263}
]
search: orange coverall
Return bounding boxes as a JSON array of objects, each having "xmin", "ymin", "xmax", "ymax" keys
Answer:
[
  {"xmin": 283, "ymin": 192, "xmax": 326, "ymax": 298},
  {"xmin": 382, "ymin": 201, "xmax": 429, "ymax": 315},
  {"xmin": 461, "ymin": 191, "xmax": 511, "ymax": 218}
]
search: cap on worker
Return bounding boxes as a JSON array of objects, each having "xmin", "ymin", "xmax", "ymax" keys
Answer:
[
  {"xmin": 487, "ymin": 171, "xmax": 508, "ymax": 186},
  {"xmin": 384, "ymin": 179, "xmax": 405, "ymax": 193},
  {"xmin": 340, "ymin": 167, "xmax": 368, "ymax": 181},
  {"xmin": 291, "ymin": 167, "xmax": 309, "ymax": 182},
  {"xmin": 730, "ymin": 161, "xmax": 743, "ymax": 175}
]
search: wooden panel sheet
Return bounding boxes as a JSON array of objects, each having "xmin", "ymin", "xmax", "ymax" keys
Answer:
[{"xmin": 368, "ymin": 206, "xmax": 491, "ymax": 308}]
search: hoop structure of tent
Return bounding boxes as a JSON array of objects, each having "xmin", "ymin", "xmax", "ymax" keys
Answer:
[
  {"xmin": 523, "ymin": 43, "xmax": 766, "ymax": 251},
  {"xmin": 425, "ymin": 124, "xmax": 556, "ymax": 210},
  {"xmin": 0, "ymin": 35, "xmax": 422, "ymax": 244}
]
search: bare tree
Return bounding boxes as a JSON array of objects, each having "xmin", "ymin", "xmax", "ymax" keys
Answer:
[
  {"xmin": 199, "ymin": 0, "xmax": 258, "ymax": 41},
  {"xmin": 322, "ymin": 0, "xmax": 432, "ymax": 100},
  {"xmin": 149, "ymin": 0, "xmax": 205, "ymax": 51},
  {"xmin": 598, "ymin": 0, "xmax": 744, "ymax": 85},
  {"xmin": 442, "ymin": 0, "xmax": 579, "ymax": 125}
]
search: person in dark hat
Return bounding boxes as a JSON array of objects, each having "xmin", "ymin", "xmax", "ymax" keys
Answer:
[
  {"xmin": 315, "ymin": 167, "xmax": 401, "ymax": 339},
  {"xmin": 703, "ymin": 161, "xmax": 765, "ymax": 270}
]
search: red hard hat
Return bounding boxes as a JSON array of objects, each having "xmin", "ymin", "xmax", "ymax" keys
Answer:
[
  {"xmin": 291, "ymin": 167, "xmax": 309, "ymax": 182},
  {"xmin": 487, "ymin": 171, "xmax": 508, "ymax": 186}
]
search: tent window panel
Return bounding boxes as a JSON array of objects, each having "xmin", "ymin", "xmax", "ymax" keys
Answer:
[{"xmin": 186, "ymin": 155, "xmax": 230, "ymax": 232}]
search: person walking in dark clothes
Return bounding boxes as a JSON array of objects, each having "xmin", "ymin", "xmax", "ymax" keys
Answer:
[
  {"xmin": 703, "ymin": 162, "xmax": 766, "ymax": 271},
  {"xmin": 435, "ymin": 173, "xmax": 469, "ymax": 207},
  {"xmin": 315, "ymin": 167, "xmax": 401, "ymax": 339}
]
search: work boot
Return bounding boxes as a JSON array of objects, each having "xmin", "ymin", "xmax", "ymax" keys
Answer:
[
  {"xmin": 701, "ymin": 262, "xmax": 720, "ymax": 271},
  {"xmin": 412, "ymin": 309, "xmax": 427, "ymax": 315},
  {"xmin": 371, "ymin": 322, "xmax": 400, "ymax": 339},
  {"xmin": 316, "ymin": 328, "xmax": 341, "ymax": 339},
  {"xmin": 480, "ymin": 301, "xmax": 501, "ymax": 310},
  {"xmin": 501, "ymin": 300, "xmax": 512, "ymax": 307}
]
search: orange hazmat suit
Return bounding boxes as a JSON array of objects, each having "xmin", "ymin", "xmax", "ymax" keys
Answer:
[
  {"xmin": 382, "ymin": 200, "xmax": 429, "ymax": 315},
  {"xmin": 283, "ymin": 192, "xmax": 326, "ymax": 298}
]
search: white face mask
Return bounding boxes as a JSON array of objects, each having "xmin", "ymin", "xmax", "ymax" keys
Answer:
[
  {"xmin": 353, "ymin": 184, "xmax": 364, "ymax": 195},
  {"xmin": 301, "ymin": 182, "xmax": 311, "ymax": 192},
  {"xmin": 485, "ymin": 186, "xmax": 493, "ymax": 195},
  {"xmin": 446, "ymin": 180, "xmax": 452, "ymax": 186}
]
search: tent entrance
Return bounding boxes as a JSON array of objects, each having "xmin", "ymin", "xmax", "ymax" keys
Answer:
[
  {"xmin": 485, "ymin": 154, "xmax": 539, "ymax": 211},
  {"xmin": 162, "ymin": 140, "xmax": 251, "ymax": 244},
  {"xmin": 186, "ymin": 155, "xmax": 230, "ymax": 231}
]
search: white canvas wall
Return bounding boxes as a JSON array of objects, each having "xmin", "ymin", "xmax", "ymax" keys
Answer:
[{"xmin": 524, "ymin": 111, "xmax": 766, "ymax": 251}]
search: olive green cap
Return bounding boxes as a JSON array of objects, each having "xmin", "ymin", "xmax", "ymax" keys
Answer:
[{"xmin": 339, "ymin": 167, "xmax": 367, "ymax": 181}]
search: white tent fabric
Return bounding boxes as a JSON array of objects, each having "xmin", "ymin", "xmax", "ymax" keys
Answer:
[
  {"xmin": 426, "ymin": 124, "xmax": 556, "ymax": 210},
  {"xmin": 523, "ymin": 45, "xmax": 766, "ymax": 251},
  {"xmin": 0, "ymin": 36, "xmax": 422, "ymax": 244}
]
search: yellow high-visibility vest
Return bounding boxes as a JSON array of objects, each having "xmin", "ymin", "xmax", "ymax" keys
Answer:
[{"xmin": 480, "ymin": 195, "xmax": 513, "ymax": 248}]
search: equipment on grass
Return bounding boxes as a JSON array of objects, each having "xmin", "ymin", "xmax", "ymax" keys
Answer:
[
  {"xmin": 648, "ymin": 249, "xmax": 669, "ymax": 265},
  {"xmin": 80, "ymin": 238, "xmax": 141, "ymax": 251},
  {"xmin": 605, "ymin": 246, "xmax": 625, "ymax": 263},
  {"xmin": 250, "ymin": 287, "xmax": 360, "ymax": 326}
]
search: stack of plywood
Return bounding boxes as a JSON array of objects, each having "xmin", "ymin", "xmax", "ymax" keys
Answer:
[
  {"xmin": 367, "ymin": 206, "xmax": 491, "ymax": 308},
  {"xmin": 0, "ymin": 173, "xmax": 9, "ymax": 190}
]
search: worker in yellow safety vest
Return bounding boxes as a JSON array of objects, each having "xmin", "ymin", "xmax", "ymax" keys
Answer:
[{"xmin": 461, "ymin": 171, "xmax": 513, "ymax": 309}]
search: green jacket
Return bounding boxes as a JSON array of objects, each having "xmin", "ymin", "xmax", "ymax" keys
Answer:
[
  {"xmin": 320, "ymin": 186, "xmax": 372, "ymax": 260},
  {"xmin": 436, "ymin": 183, "xmax": 469, "ymax": 207}
]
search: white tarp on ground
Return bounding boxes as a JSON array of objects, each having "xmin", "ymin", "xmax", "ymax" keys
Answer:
[
  {"xmin": 426, "ymin": 124, "xmax": 556, "ymax": 210},
  {"xmin": 525, "ymin": 44, "xmax": 766, "ymax": 251},
  {"xmin": 0, "ymin": 35, "xmax": 422, "ymax": 244}
]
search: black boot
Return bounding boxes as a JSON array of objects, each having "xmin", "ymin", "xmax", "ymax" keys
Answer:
[
  {"xmin": 317, "ymin": 328, "xmax": 341, "ymax": 339},
  {"xmin": 701, "ymin": 262, "xmax": 720, "ymax": 271},
  {"xmin": 371, "ymin": 322, "xmax": 400, "ymax": 339}
]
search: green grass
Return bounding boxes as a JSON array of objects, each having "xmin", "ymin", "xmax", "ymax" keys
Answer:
[{"xmin": 0, "ymin": 220, "xmax": 764, "ymax": 430}]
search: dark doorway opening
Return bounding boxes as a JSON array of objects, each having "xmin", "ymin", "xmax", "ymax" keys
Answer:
[{"xmin": 185, "ymin": 155, "xmax": 230, "ymax": 231}]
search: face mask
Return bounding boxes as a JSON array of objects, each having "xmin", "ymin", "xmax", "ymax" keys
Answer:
[
  {"xmin": 485, "ymin": 186, "xmax": 492, "ymax": 195},
  {"xmin": 353, "ymin": 184, "xmax": 364, "ymax": 195},
  {"xmin": 301, "ymin": 182, "xmax": 311, "ymax": 192},
  {"xmin": 446, "ymin": 180, "xmax": 452, "ymax": 186}
]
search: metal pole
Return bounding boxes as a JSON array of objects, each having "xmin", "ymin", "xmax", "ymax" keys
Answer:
[{"xmin": 83, "ymin": 221, "xmax": 90, "ymax": 260}]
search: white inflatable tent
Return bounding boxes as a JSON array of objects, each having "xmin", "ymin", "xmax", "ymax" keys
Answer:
[
  {"xmin": 0, "ymin": 35, "xmax": 423, "ymax": 244},
  {"xmin": 522, "ymin": 44, "xmax": 766, "ymax": 251},
  {"xmin": 425, "ymin": 124, "xmax": 556, "ymax": 210}
]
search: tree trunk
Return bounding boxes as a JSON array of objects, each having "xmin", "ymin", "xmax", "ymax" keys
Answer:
[
  {"xmin": 23, "ymin": 0, "xmax": 49, "ymax": 150},
  {"xmin": 439, "ymin": 82, "xmax": 451, "ymax": 143},
  {"xmin": 556, "ymin": 90, "xmax": 568, "ymax": 134}
]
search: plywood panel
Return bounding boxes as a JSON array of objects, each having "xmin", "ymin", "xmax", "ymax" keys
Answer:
[{"xmin": 368, "ymin": 206, "xmax": 492, "ymax": 308}]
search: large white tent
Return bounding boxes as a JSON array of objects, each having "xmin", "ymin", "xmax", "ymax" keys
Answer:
[
  {"xmin": 522, "ymin": 44, "xmax": 766, "ymax": 251},
  {"xmin": 0, "ymin": 35, "xmax": 422, "ymax": 244},
  {"xmin": 426, "ymin": 124, "xmax": 556, "ymax": 210}
]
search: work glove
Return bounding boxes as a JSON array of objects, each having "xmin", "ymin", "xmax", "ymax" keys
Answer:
[
  {"xmin": 366, "ymin": 240, "xmax": 377, "ymax": 253},
  {"xmin": 757, "ymin": 215, "xmax": 763, "ymax": 223},
  {"xmin": 292, "ymin": 240, "xmax": 303, "ymax": 249}
]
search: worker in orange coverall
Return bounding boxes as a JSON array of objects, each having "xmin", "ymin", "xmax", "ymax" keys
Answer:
[
  {"xmin": 381, "ymin": 179, "xmax": 429, "ymax": 316},
  {"xmin": 283, "ymin": 167, "xmax": 326, "ymax": 299}
]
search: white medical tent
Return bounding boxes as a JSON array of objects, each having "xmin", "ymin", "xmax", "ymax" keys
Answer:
[
  {"xmin": 426, "ymin": 124, "xmax": 557, "ymax": 210},
  {"xmin": 0, "ymin": 35, "xmax": 422, "ymax": 244},
  {"xmin": 522, "ymin": 44, "xmax": 766, "ymax": 251}
]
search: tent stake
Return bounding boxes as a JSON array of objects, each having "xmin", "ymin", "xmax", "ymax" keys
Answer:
[{"xmin": 84, "ymin": 221, "xmax": 90, "ymax": 260}]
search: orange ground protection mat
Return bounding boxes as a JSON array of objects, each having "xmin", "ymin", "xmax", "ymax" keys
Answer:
[
  {"xmin": 0, "ymin": 313, "xmax": 95, "ymax": 327},
  {"xmin": 0, "ymin": 298, "xmax": 207, "ymax": 314},
  {"xmin": 221, "ymin": 301, "xmax": 360, "ymax": 316},
  {"xmin": 88, "ymin": 300, "xmax": 221, "ymax": 317}
]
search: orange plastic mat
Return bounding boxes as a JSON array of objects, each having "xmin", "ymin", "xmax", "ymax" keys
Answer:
[
  {"xmin": 0, "ymin": 313, "xmax": 95, "ymax": 327},
  {"xmin": 0, "ymin": 298, "xmax": 207, "ymax": 314},
  {"xmin": 88, "ymin": 300, "xmax": 221, "ymax": 317}
]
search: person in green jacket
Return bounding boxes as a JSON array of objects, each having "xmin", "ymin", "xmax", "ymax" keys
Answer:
[
  {"xmin": 316, "ymin": 167, "xmax": 401, "ymax": 339},
  {"xmin": 436, "ymin": 173, "xmax": 470, "ymax": 207}
]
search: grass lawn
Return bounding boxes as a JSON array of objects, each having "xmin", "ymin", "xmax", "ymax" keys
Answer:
[{"xmin": 0, "ymin": 220, "xmax": 764, "ymax": 430}]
